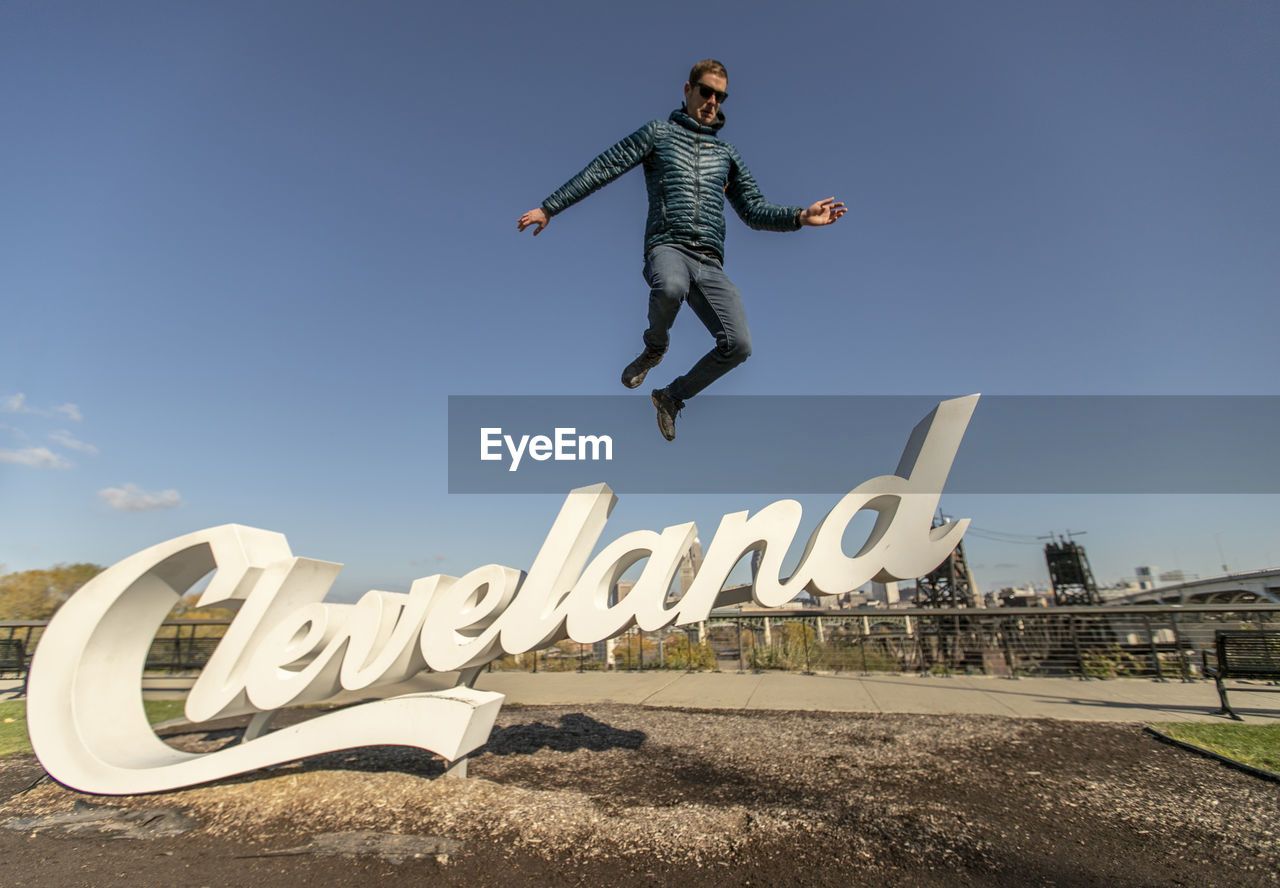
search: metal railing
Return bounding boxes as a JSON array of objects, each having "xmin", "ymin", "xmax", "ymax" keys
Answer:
[
  {"xmin": 4, "ymin": 605, "xmax": 1278, "ymax": 683},
  {"xmin": 701, "ymin": 605, "xmax": 1280, "ymax": 679},
  {"xmin": 0, "ymin": 619, "xmax": 232, "ymax": 679}
]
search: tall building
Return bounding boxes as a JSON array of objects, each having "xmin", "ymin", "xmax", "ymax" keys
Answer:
[
  {"xmin": 677, "ymin": 537, "xmax": 703, "ymax": 597},
  {"xmin": 870, "ymin": 580, "xmax": 900, "ymax": 605},
  {"xmin": 609, "ymin": 579, "xmax": 633, "ymax": 607}
]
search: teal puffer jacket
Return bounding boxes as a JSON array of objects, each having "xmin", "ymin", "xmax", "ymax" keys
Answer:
[{"xmin": 541, "ymin": 108, "xmax": 801, "ymax": 261}]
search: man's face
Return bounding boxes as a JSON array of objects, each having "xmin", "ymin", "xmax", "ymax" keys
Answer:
[{"xmin": 683, "ymin": 72, "xmax": 727, "ymax": 125}]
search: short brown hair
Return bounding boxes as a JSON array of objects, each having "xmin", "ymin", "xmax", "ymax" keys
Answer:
[{"xmin": 688, "ymin": 59, "xmax": 728, "ymax": 85}]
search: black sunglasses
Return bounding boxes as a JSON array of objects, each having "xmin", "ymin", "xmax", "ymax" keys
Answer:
[{"xmin": 692, "ymin": 82, "xmax": 728, "ymax": 104}]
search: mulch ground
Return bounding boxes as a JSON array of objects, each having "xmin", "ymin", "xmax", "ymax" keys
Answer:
[{"xmin": 1, "ymin": 703, "xmax": 1277, "ymax": 887}]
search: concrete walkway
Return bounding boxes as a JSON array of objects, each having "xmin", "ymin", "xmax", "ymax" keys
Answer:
[
  {"xmin": 474, "ymin": 671, "xmax": 1280, "ymax": 724},
  {"xmin": 4, "ymin": 672, "xmax": 1276, "ymax": 724}
]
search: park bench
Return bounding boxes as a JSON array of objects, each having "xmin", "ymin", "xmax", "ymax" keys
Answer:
[
  {"xmin": 1202, "ymin": 629, "xmax": 1280, "ymax": 720},
  {"xmin": 0, "ymin": 638, "xmax": 26, "ymax": 678}
]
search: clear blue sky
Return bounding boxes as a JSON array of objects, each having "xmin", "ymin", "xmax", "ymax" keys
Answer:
[{"xmin": 3, "ymin": 1, "xmax": 1278, "ymax": 599}]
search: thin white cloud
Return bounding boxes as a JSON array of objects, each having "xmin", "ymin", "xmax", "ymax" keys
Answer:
[
  {"xmin": 1, "ymin": 393, "xmax": 83, "ymax": 421},
  {"xmin": 49, "ymin": 430, "xmax": 98, "ymax": 455},
  {"xmin": 0, "ymin": 447, "xmax": 72, "ymax": 469},
  {"xmin": 98, "ymin": 483, "xmax": 183, "ymax": 512}
]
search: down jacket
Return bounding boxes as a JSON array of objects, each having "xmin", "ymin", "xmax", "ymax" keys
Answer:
[{"xmin": 541, "ymin": 108, "xmax": 801, "ymax": 261}]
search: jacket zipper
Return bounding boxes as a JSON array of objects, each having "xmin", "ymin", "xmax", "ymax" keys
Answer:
[{"xmin": 692, "ymin": 134, "xmax": 701, "ymax": 245}]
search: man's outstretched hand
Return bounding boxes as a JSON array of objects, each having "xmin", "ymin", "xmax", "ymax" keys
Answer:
[
  {"xmin": 800, "ymin": 197, "xmax": 847, "ymax": 227},
  {"xmin": 517, "ymin": 208, "xmax": 550, "ymax": 236}
]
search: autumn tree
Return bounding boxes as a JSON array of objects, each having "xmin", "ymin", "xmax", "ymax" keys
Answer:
[
  {"xmin": 0, "ymin": 563, "xmax": 103, "ymax": 619},
  {"xmin": 166, "ymin": 592, "xmax": 239, "ymax": 622}
]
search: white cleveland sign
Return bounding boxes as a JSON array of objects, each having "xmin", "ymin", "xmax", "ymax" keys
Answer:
[{"xmin": 27, "ymin": 395, "xmax": 978, "ymax": 794}]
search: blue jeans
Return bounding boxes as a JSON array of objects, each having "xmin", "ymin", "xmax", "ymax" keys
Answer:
[{"xmin": 641, "ymin": 245, "xmax": 752, "ymax": 402}]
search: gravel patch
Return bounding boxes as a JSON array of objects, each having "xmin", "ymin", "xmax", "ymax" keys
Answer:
[{"xmin": 2, "ymin": 703, "xmax": 1277, "ymax": 886}]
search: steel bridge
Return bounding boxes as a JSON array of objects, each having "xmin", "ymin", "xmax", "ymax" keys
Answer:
[{"xmin": 1106, "ymin": 568, "xmax": 1280, "ymax": 606}]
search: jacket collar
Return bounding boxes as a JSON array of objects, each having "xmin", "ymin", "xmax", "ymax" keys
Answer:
[{"xmin": 670, "ymin": 107, "xmax": 724, "ymax": 135}]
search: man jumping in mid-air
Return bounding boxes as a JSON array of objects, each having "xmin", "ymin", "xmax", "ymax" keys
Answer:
[{"xmin": 518, "ymin": 59, "xmax": 845, "ymax": 441}]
